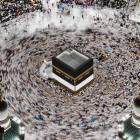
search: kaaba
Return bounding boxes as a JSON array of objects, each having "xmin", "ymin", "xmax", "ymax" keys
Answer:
[{"xmin": 52, "ymin": 49, "xmax": 94, "ymax": 92}]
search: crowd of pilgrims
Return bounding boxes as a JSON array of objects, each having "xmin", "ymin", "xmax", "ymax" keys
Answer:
[
  {"xmin": 0, "ymin": 0, "xmax": 139, "ymax": 138},
  {"xmin": 0, "ymin": 0, "xmax": 43, "ymax": 23},
  {"xmin": 60, "ymin": 0, "xmax": 128, "ymax": 8},
  {"xmin": 0, "ymin": 27, "xmax": 139, "ymax": 139},
  {"xmin": 0, "ymin": 0, "xmax": 129, "ymax": 23}
]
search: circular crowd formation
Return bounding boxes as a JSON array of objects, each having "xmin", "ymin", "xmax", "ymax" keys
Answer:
[{"xmin": 0, "ymin": 1, "xmax": 140, "ymax": 140}]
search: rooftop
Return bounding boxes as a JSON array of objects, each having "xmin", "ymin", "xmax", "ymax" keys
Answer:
[
  {"xmin": 120, "ymin": 117, "xmax": 140, "ymax": 140},
  {"xmin": 134, "ymin": 95, "xmax": 140, "ymax": 107},
  {"xmin": 56, "ymin": 49, "xmax": 89, "ymax": 69},
  {"xmin": 0, "ymin": 100, "xmax": 7, "ymax": 111}
]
